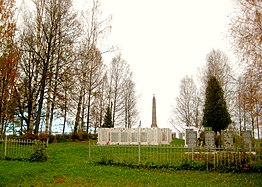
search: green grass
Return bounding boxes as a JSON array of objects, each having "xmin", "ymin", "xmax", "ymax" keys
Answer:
[
  {"xmin": 90, "ymin": 138, "xmax": 186, "ymax": 165},
  {"xmin": 0, "ymin": 140, "xmax": 35, "ymax": 160},
  {"xmin": 170, "ymin": 138, "xmax": 185, "ymax": 145},
  {"xmin": 90, "ymin": 140, "xmax": 262, "ymax": 170},
  {"xmin": 0, "ymin": 141, "xmax": 261, "ymax": 186},
  {"xmin": 91, "ymin": 144, "xmax": 186, "ymax": 166}
]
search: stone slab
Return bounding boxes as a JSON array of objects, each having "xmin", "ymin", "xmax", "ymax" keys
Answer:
[
  {"xmin": 242, "ymin": 131, "xmax": 252, "ymax": 150},
  {"xmin": 222, "ymin": 131, "xmax": 234, "ymax": 150},
  {"xmin": 121, "ymin": 132, "xmax": 128, "ymax": 142},
  {"xmin": 111, "ymin": 132, "xmax": 119, "ymax": 142},
  {"xmin": 205, "ymin": 131, "xmax": 215, "ymax": 148},
  {"xmin": 186, "ymin": 129, "xmax": 197, "ymax": 148}
]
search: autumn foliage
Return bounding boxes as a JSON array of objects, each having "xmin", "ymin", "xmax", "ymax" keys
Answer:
[
  {"xmin": 230, "ymin": 0, "xmax": 261, "ymax": 137},
  {"xmin": 0, "ymin": 0, "xmax": 18, "ymax": 134}
]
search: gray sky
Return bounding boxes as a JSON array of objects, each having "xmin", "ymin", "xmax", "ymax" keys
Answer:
[
  {"xmin": 96, "ymin": 0, "xmax": 236, "ymax": 129},
  {"xmin": 17, "ymin": 0, "xmax": 236, "ymax": 130}
]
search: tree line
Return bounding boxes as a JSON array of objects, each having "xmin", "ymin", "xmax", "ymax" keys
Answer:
[
  {"xmin": 0, "ymin": 0, "xmax": 139, "ymax": 135},
  {"xmin": 170, "ymin": 0, "xmax": 261, "ymax": 138}
]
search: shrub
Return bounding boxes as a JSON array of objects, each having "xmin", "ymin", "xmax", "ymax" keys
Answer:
[
  {"xmin": 20, "ymin": 133, "xmax": 39, "ymax": 140},
  {"xmin": 233, "ymin": 135, "xmax": 242, "ymax": 149},
  {"xmin": 82, "ymin": 132, "xmax": 90, "ymax": 141},
  {"xmin": 91, "ymin": 134, "xmax": 98, "ymax": 140},
  {"xmin": 29, "ymin": 140, "xmax": 48, "ymax": 162},
  {"xmin": 38, "ymin": 133, "xmax": 55, "ymax": 143},
  {"xmin": 71, "ymin": 133, "xmax": 80, "ymax": 141},
  {"xmin": 55, "ymin": 134, "xmax": 71, "ymax": 142},
  {"xmin": 70, "ymin": 132, "xmax": 95, "ymax": 141}
]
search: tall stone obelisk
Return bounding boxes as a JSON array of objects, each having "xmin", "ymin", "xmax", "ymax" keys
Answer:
[{"xmin": 151, "ymin": 94, "xmax": 157, "ymax": 128}]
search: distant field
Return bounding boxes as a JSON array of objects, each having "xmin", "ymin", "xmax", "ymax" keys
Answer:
[{"xmin": 0, "ymin": 141, "xmax": 261, "ymax": 186}]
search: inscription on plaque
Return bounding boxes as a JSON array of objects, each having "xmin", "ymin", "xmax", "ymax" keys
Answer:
[
  {"xmin": 131, "ymin": 132, "xmax": 137, "ymax": 142},
  {"xmin": 205, "ymin": 131, "xmax": 215, "ymax": 148},
  {"xmin": 162, "ymin": 132, "xmax": 167, "ymax": 141},
  {"xmin": 121, "ymin": 132, "xmax": 128, "ymax": 142},
  {"xmin": 101, "ymin": 131, "xmax": 107, "ymax": 142},
  {"xmin": 111, "ymin": 132, "xmax": 119, "ymax": 142},
  {"xmin": 141, "ymin": 132, "xmax": 147, "ymax": 142},
  {"xmin": 242, "ymin": 131, "xmax": 252, "ymax": 150},
  {"xmin": 186, "ymin": 129, "xmax": 197, "ymax": 148},
  {"xmin": 98, "ymin": 128, "xmax": 172, "ymax": 145},
  {"xmin": 222, "ymin": 131, "xmax": 234, "ymax": 150}
]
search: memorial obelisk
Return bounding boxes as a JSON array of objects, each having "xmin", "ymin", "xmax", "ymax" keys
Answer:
[{"xmin": 151, "ymin": 94, "xmax": 157, "ymax": 128}]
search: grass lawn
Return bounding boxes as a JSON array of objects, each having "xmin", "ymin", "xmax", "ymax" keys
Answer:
[{"xmin": 0, "ymin": 141, "xmax": 261, "ymax": 186}]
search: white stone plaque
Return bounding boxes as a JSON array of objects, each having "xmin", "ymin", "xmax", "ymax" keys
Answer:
[
  {"xmin": 162, "ymin": 132, "xmax": 167, "ymax": 141},
  {"xmin": 131, "ymin": 132, "xmax": 137, "ymax": 142},
  {"xmin": 97, "ymin": 128, "xmax": 172, "ymax": 145},
  {"xmin": 111, "ymin": 132, "xmax": 119, "ymax": 142},
  {"xmin": 101, "ymin": 130, "xmax": 107, "ymax": 142},
  {"xmin": 121, "ymin": 132, "xmax": 128, "ymax": 142},
  {"xmin": 141, "ymin": 132, "xmax": 147, "ymax": 142}
]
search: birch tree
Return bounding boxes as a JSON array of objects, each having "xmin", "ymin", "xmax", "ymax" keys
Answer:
[
  {"xmin": 230, "ymin": 0, "xmax": 261, "ymax": 67},
  {"xmin": 230, "ymin": 0, "xmax": 261, "ymax": 137},
  {"xmin": 16, "ymin": 0, "xmax": 80, "ymax": 134},
  {"xmin": 123, "ymin": 75, "xmax": 139, "ymax": 128},
  {"xmin": 238, "ymin": 67, "xmax": 261, "ymax": 137},
  {"xmin": 107, "ymin": 54, "xmax": 127, "ymax": 127},
  {"xmin": 201, "ymin": 49, "xmax": 234, "ymax": 100},
  {"xmin": 73, "ymin": 0, "xmax": 111, "ymax": 133},
  {"xmin": 107, "ymin": 54, "xmax": 139, "ymax": 127},
  {"xmin": 170, "ymin": 75, "xmax": 200, "ymax": 130}
]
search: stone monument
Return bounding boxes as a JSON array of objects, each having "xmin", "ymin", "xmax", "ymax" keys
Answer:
[
  {"xmin": 97, "ymin": 94, "xmax": 173, "ymax": 145},
  {"xmin": 242, "ymin": 130, "xmax": 252, "ymax": 151},
  {"xmin": 205, "ymin": 131, "xmax": 215, "ymax": 149},
  {"xmin": 97, "ymin": 128, "xmax": 172, "ymax": 145},
  {"xmin": 222, "ymin": 131, "xmax": 234, "ymax": 150},
  {"xmin": 185, "ymin": 129, "xmax": 197, "ymax": 148},
  {"xmin": 151, "ymin": 95, "xmax": 157, "ymax": 128}
]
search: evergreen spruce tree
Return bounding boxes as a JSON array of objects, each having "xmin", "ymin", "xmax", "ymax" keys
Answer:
[
  {"xmin": 202, "ymin": 76, "xmax": 231, "ymax": 134},
  {"xmin": 103, "ymin": 106, "xmax": 113, "ymax": 128}
]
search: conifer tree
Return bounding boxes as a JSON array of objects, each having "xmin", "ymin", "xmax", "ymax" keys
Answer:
[
  {"xmin": 202, "ymin": 76, "xmax": 232, "ymax": 134},
  {"xmin": 103, "ymin": 106, "xmax": 113, "ymax": 128}
]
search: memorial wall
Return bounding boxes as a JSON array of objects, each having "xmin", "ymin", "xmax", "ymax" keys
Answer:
[{"xmin": 98, "ymin": 128, "xmax": 172, "ymax": 145}]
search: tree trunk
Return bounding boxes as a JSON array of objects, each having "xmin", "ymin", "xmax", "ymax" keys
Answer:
[
  {"xmin": 62, "ymin": 106, "xmax": 67, "ymax": 135},
  {"xmin": 27, "ymin": 97, "xmax": 33, "ymax": 134},
  {"xmin": 74, "ymin": 87, "xmax": 83, "ymax": 133},
  {"xmin": 49, "ymin": 0, "xmax": 61, "ymax": 135},
  {"xmin": 62, "ymin": 88, "xmax": 67, "ymax": 135},
  {"xmin": 20, "ymin": 118, "xmax": 23, "ymax": 136},
  {"xmin": 34, "ymin": 58, "xmax": 50, "ymax": 134},
  {"xmin": 86, "ymin": 89, "xmax": 92, "ymax": 134},
  {"xmin": 45, "ymin": 84, "xmax": 51, "ymax": 134},
  {"xmin": 49, "ymin": 58, "xmax": 60, "ymax": 135},
  {"xmin": 81, "ymin": 94, "xmax": 85, "ymax": 131}
]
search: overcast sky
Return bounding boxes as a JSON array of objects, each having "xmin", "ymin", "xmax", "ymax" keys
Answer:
[
  {"xmin": 17, "ymin": 0, "xmax": 236, "ymax": 130},
  {"xmin": 91, "ymin": 0, "xmax": 236, "ymax": 129}
]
